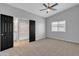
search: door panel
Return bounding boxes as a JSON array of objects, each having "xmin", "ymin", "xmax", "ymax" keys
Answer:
[
  {"xmin": 1, "ymin": 14, "xmax": 13, "ymax": 51},
  {"xmin": 29, "ymin": 20, "xmax": 35, "ymax": 42}
]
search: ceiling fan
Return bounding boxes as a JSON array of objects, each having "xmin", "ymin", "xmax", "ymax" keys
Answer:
[{"xmin": 40, "ymin": 3, "xmax": 58, "ymax": 13}]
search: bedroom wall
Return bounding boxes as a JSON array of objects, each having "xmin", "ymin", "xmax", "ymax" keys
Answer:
[
  {"xmin": 46, "ymin": 4, "xmax": 79, "ymax": 43},
  {"xmin": 18, "ymin": 19, "xmax": 29, "ymax": 40},
  {"xmin": 0, "ymin": 3, "xmax": 45, "ymax": 40}
]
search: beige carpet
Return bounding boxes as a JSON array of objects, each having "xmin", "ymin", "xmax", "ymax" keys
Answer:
[
  {"xmin": 0, "ymin": 38, "xmax": 79, "ymax": 56},
  {"xmin": 14, "ymin": 40, "xmax": 29, "ymax": 47}
]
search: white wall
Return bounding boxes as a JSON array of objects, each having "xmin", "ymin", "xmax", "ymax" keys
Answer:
[
  {"xmin": 18, "ymin": 19, "xmax": 29, "ymax": 40},
  {"xmin": 14, "ymin": 17, "xmax": 18, "ymax": 40},
  {"xmin": 46, "ymin": 4, "xmax": 79, "ymax": 43},
  {"xmin": 0, "ymin": 3, "xmax": 45, "ymax": 40}
]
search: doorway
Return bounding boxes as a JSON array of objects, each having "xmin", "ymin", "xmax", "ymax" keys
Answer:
[{"xmin": 14, "ymin": 18, "xmax": 29, "ymax": 47}]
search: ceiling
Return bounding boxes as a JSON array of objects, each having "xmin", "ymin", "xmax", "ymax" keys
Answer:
[{"xmin": 7, "ymin": 3, "xmax": 78, "ymax": 18}]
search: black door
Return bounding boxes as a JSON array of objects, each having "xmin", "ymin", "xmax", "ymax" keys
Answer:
[
  {"xmin": 29, "ymin": 20, "xmax": 35, "ymax": 42},
  {"xmin": 1, "ymin": 14, "xmax": 13, "ymax": 51}
]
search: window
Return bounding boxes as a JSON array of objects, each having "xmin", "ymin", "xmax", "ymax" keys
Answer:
[
  {"xmin": 51, "ymin": 21, "xmax": 58, "ymax": 31},
  {"xmin": 51, "ymin": 20, "xmax": 66, "ymax": 32}
]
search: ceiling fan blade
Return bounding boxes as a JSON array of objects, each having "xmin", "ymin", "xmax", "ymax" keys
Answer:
[
  {"xmin": 51, "ymin": 8, "xmax": 57, "ymax": 10},
  {"xmin": 40, "ymin": 9, "xmax": 47, "ymax": 11},
  {"xmin": 43, "ymin": 3, "xmax": 47, "ymax": 7},
  {"xmin": 51, "ymin": 3, "xmax": 58, "ymax": 7}
]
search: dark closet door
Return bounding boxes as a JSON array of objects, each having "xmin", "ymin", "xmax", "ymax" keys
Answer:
[
  {"xmin": 1, "ymin": 14, "xmax": 13, "ymax": 51},
  {"xmin": 29, "ymin": 20, "xmax": 35, "ymax": 42}
]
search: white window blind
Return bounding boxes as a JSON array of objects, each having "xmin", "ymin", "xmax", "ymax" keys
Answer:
[{"xmin": 51, "ymin": 20, "xmax": 66, "ymax": 32}]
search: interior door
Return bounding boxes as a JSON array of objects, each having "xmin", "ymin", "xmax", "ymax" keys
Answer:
[
  {"xmin": 1, "ymin": 14, "xmax": 13, "ymax": 51},
  {"xmin": 29, "ymin": 20, "xmax": 35, "ymax": 42}
]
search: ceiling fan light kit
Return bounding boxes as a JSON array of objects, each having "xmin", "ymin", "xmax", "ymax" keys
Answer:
[{"xmin": 47, "ymin": 9, "xmax": 51, "ymax": 11}]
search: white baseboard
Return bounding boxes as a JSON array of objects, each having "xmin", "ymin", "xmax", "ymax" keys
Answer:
[{"xmin": 47, "ymin": 37, "xmax": 79, "ymax": 44}]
